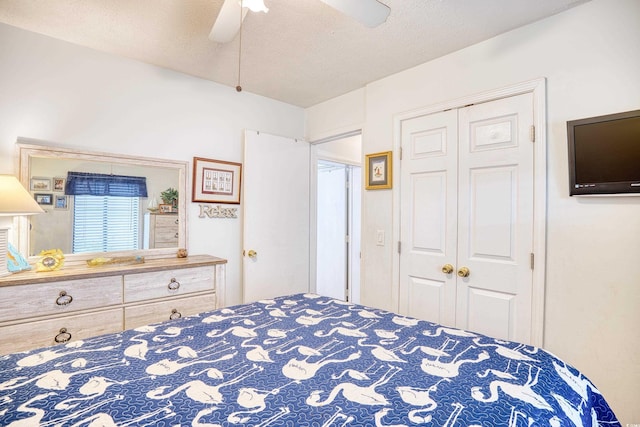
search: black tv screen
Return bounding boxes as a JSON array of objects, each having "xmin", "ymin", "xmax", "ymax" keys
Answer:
[{"xmin": 567, "ymin": 109, "xmax": 640, "ymax": 196}]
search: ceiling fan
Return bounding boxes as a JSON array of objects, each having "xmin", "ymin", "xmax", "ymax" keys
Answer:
[{"xmin": 209, "ymin": 0, "xmax": 391, "ymax": 43}]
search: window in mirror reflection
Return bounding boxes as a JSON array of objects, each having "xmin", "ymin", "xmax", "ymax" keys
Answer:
[
  {"xmin": 66, "ymin": 172, "xmax": 147, "ymax": 253},
  {"xmin": 73, "ymin": 195, "xmax": 141, "ymax": 253}
]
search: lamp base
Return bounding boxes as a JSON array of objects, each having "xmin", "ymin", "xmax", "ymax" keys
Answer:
[{"xmin": 0, "ymin": 227, "xmax": 9, "ymax": 277}]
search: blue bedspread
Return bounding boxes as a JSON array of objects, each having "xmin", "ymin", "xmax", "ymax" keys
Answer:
[{"xmin": 0, "ymin": 294, "xmax": 620, "ymax": 426}]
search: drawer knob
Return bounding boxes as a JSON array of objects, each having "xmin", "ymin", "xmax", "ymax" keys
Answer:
[
  {"xmin": 167, "ymin": 278, "xmax": 181, "ymax": 291},
  {"xmin": 169, "ymin": 309, "xmax": 182, "ymax": 320},
  {"xmin": 54, "ymin": 328, "xmax": 72, "ymax": 343},
  {"xmin": 55, "ymin": 291, "xmax": 73, "ymax": 306}
]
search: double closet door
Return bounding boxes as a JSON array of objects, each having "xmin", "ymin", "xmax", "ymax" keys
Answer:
[{"xmin": 399, "ymin": 93, "xmax": 535, "ymax": 344}]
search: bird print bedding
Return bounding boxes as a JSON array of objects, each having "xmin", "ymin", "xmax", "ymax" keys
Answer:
[{"xmin": 0, "ymin": 293, "xmax": 620, "ymax": 426}]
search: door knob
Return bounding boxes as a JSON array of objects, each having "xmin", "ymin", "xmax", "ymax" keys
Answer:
[
  {"xmin": 457, "ymin": 266, "xmax": 470, "ymax": 278},
  {"xmin": 441, "ymin": 264, "xmax": 454, "ymax": 274},
  {"xmin": 247, "ymin": 250, "xmax": 257, "ymax": 258}
]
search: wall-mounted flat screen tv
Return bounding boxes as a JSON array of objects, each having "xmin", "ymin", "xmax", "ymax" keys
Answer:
[{"xmin": 568, "ymin": 109, "xmax": 640, "ymax": 196}]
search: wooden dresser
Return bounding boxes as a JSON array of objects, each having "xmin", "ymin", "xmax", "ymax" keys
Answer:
[
  {"xmin": 144, "ymin": 213, "xmax": 180, "ymax": 248},
  {"xmin": 0, "ymin": 254, "xmax": 226, "ymax": 355}
]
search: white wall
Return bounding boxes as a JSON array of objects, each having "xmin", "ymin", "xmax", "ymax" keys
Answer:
[
  {"xmin": 305, "ymin": 0, "xmax": 640, "ymax": 423},
  {"xmin": 306, "ymin": 88, "xmax": 366, "ymax": 140},
  {"xmin": 0, "ymin": 23, "xmax": 305, "ymax": 306}
]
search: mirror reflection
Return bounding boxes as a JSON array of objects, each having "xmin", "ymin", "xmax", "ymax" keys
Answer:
[{"xmin": 17, "ymin": 141, "xmax": 188, "ymax": 259}]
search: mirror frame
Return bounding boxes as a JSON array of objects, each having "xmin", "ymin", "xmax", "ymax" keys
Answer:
[{"xmin": 15, "ymin": 140, "xmax": 188, "ymax": 262}]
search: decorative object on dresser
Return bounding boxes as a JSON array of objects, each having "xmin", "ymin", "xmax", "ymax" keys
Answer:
[
  {"xmin": 160, "ymin": 187, "xmax": 179, "ymax": 211},
  {"xmin": 158, "ymin": 203, "xmax": 173, "ymax": 214},
  {"xmin": 7, "ymin": 242, "xmax": 30, "ymax": 272},
  {"xmin": 147, "ymin": 193, "xmax": 159, "ymax": 212},
  {"xmin": 0, "ymin": 175, "xmax": 44, "ymax": 276},
  {"xmin": 86, "ymin": 255, "xmax": 145, "ymax": 267},
  {"xmin": 192, "ymin": 156, "xmax": 242, "ymax": 204},
  {"xmin": 0, "ymin": 254, "xmax": 226, "ymax": 354},
  {"xmin": 35, "ymin": 248, "xmax": 65, "ymax": 272}
]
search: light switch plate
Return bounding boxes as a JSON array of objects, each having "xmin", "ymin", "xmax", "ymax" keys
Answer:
[{"xmin": 376, "ymin": 230, "xmax": 385, "ymax": 246}]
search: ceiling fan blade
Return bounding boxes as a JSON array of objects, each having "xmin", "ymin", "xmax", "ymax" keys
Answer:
[
  {"xmin": 320, "ymin": 0, "xmax": 390, "ymax": 28},
  {"xmin": 209, "ymin": 0, "xmax": 249, "ymax": 43}
]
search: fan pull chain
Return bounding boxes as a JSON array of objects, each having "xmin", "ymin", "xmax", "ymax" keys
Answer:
[{"xmin": 236, "ymin": 0, "xmax": 243, "ymax": 92}]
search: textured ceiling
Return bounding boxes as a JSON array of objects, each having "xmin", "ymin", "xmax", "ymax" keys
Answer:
[{"xmin": 0, "ymin": 0, "xmax": 589, "ymax": 108}]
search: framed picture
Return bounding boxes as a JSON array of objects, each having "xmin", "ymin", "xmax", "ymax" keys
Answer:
[
  {"xmin": 192, "ymin": 157, "xmax": 242, "ymax": 204},
  {"xmin": 54, "ymin": 195, "xmax": 68, "ymax": 210},
  {"xmin": 34, "ymin": 193, "xmax": 53, "ymax": 205},
  {"xmin": 30, "ymin": 177, "xmax": 51, "ymax": 191},
  {"xmin": 159, "ymin": 203, "xmax": 173, "ymax": 214},
  {"xmin": 365, "ymin": 151, "xmax": 392, "ymax": 190},
  {"xmin": 53, "ymin": 177, "xmax": 66, "ymax": 192}
]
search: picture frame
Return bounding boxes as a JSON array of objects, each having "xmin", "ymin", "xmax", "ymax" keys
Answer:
[
  {"xmin": 30, "ymin": 177, "xmax": 51, "ymax": 191},
  {"xmin": 365, "ymin": 151, "xmax": 392, "ymax": 190},
  {"xmin": 34, "ymin": 193, "xmax": 53, "ymax": 205},
  {"xmin": 192, "ymin": 157, "xmax": 242, "ymax": 204},
  {"xmin": 53, "ymin": 177, "xmax": 66, "ymax": 192},
  {"xmin": 54, "ymin": 195, "xmax": 68, "ymax": 210},
  {"xmin": 159, "ymin": 203, "xmax": 173, "ymax": 214}
]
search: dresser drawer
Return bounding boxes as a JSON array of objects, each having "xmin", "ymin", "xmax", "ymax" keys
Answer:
[
  {"xmin": 124, "ymin": 293, "xmax": 216, "ymax": 329},
  {"xmin": 0, "ymin": 309, "xmax": 123, "ymax": 355},
  {"xmin": 123, "ymin": 266, "xmax": 214, "ymax": 302},
  {"xmin": 153, "ymin": 228, "xmax": 179, "ymax": 245},
  {"xmin": 0, "ymin": 276, "xmax": 123, "ymax": 322},
  {"xmin": 155, "ymin": 214, "xmax": 179, "ymax": 228}
]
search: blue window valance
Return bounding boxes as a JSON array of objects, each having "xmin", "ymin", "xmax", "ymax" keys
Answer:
[{"xmin": 65, "ymin": 172, "xmax": 148, "ymax": 197}]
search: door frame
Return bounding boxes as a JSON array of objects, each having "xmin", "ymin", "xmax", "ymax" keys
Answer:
[
  {"xmin": 392, "ymin": 78, "xmax": 547, "ymax": 347},
  {"xmin": 309, "ymin": 131, "xmax": 363, "ymax": 298}
]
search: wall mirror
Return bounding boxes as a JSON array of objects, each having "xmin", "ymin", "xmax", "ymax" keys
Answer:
[{"xmin": 15, "ymin": 140, "xmax": 188, "ymax": 262}]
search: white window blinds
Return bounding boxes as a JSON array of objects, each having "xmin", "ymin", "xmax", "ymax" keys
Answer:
[{"xmin": 72, "ymin": 195, "xmax": 140, "ymax": 253}]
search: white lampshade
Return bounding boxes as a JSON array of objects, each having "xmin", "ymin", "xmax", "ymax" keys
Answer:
[
  {"xmin": 0, "ymin": 175, "xmax": 44, "ymax": 277},
  {"xmin": 0, "ymin": 175, "xmax": 45, "ymax": 215}
]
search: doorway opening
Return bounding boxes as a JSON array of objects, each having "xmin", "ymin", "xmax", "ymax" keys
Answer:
[{"xmin": 311, "ymin": 133, "xmax": 362, "ymax": 303}]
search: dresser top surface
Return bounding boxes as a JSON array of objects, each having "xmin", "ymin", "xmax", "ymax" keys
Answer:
[{"xmin": 0, "ymin": 254, "xmax": 226, "ymax": 287}]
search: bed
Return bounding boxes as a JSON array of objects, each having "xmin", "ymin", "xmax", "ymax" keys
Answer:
[{"xmin": 0, "ymin": 293, "xmax": 620, "ymax": 426}]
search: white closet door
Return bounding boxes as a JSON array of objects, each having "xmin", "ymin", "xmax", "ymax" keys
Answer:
[
  {"xmin": 243, "ymin": 130, "xmax": 310, "ymax": 303},
  {"xmin": 399, "ymin": 92, "xmax": 535, "ymax": 344},
  {"xmin": 399, "ymin": 109, "xmax": 458, "ymax": 326},
  {"xmin": 456, "ymin": 92, "xmax": 534, "ymax": 342}
]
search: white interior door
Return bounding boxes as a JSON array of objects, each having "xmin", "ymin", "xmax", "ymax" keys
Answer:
[
  {"xmin": 348, "ymin": 165, "xmax": 362, "ymax": 304},
  {"xmin": 316, "ymin": 160, "xmax": 348, "ymax": 299},
  {"xmin": 315, "ymin": 160, "xmax": 362, "ymax": 302},
  {"xmin": 243, "ymin": 130, "xmax": 310, "ymax": 303},
  {"xmin": 399, "ymin": 92, "xmax": 536, "ymax": 344},
  {"xmin": 399, "ymin": 109, "xmax": 459, "ymax": 326},
  {"xmin": 456, "ymin": 93, "xmax": 534, "ymax": 342}
]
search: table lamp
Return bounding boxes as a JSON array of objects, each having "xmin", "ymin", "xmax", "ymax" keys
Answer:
[{"xmin": 0, "ymin": 175, "xmax": 45, "ymax": 276}]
